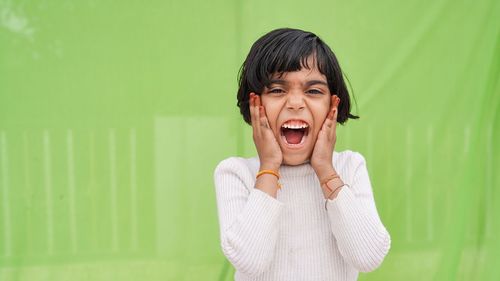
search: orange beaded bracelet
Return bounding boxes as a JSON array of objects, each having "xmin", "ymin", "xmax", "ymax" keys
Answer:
[{"xmin": 256, "ymin": 169, "xmax": 282, "ymax": 189}]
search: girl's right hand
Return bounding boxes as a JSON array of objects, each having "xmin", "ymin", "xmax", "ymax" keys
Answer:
[{"xmin": 249, "ymin": 92, "xmax": 283, "ymax": 170}]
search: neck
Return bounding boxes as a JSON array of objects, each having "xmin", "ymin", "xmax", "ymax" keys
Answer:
[{"xmin": 278, "ymin": 161, "xmax": 316, "ymax": 177}]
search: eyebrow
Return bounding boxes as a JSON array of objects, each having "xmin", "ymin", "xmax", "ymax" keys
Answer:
[{"xmin": 268, "ymin": 79, "xmax": 328, "ymax": 87}]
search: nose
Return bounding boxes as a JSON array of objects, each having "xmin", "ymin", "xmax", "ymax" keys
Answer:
[{"xmin": 286, "ymin": 91, "xmax": 305, "ymax": 111}]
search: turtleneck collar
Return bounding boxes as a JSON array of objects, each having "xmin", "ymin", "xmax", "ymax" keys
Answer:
[
  {"xmin": 278, "ymin": 161, "xmax": 316, "ymax": 177},
  {"xmin": 248, "ymin": 152, "xmax": 338, "ymax": 178},
  {"xmin": 249, "ymin": 156, "xmax": 318, "ymax": 177}
]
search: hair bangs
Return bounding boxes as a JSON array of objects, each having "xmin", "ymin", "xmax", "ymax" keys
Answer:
[{"xmin": 258, "ymin": 37, "xmax": 329, "ymax": 87}]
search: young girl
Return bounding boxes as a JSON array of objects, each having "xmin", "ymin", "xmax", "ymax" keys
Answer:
[{"xmin": 214, "ymin": 28, "xmax": 391, "ymax": 281}]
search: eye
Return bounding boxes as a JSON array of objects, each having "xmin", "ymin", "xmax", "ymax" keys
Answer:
[
  {"xmin": 268, "ymin": 88, "xmax": 285, "ymax": 94},
  {"xmin": 307, "ymin": 89, "xmax": 323, "ymax": 95}
]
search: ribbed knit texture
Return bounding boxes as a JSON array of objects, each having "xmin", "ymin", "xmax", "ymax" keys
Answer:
[{"xmin": 213, "ymin": 150, "xmax": 391, "ymax": 281}]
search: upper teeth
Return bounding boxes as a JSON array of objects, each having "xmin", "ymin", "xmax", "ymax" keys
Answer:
[{"xmin": 282, "ymin": 121, "xmax": 309, "ymax": 129}]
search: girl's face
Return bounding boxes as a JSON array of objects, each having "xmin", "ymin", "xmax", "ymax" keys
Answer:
[{"xmin": 261, "ymin": 60, "xmax": 332, "ymax": 166}]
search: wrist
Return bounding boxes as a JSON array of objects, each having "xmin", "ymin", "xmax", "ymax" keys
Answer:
[
  {"xmin": 255, "ymin": 168, "xmax": 281, "ymax": 199},
  {"xmin": 314, "ymin": 164, "xmax": 336, "ymax": 181},
  {"xmin": 324, "ymin": 178, "xmax": 344, "ymax": 199},
  {"xmin": 260, "ymin": 162, "xmax": 281, "ymax": 172}
]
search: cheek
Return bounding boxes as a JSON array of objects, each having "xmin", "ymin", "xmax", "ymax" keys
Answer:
[
  {"xmin": 311, "ymin": 100, "xmax": 331, "ymax": 124},
  {"xmin": 261, "ymin": 100, "xmax": 280, "ymax": 124},
  {"xmin": 266, "ymin": 112, "xmax": 280, "ymax": 136}
]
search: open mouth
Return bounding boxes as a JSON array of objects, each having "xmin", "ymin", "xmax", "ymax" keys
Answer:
[{"xmin": 280, "ymin": 120, "xmax": 310, "ymax": 147}]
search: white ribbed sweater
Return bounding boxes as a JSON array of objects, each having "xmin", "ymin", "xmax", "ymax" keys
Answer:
[{"xmin": 213, "ymin": 150, "xmax": 391, "ymax": 281}]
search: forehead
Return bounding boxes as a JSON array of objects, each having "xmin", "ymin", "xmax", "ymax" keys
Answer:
[
  {"xmin": 271, "ymin": 54, "xmax": 326, "ymax": 80},
  {"xmin": 270, "ymin": 66, "xmax": 327, "ymax": 82}
]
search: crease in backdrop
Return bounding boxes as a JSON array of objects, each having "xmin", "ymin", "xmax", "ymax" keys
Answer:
[{"xmin": 0, "ymin": 0, "xmax": 499, "ymax": 280}]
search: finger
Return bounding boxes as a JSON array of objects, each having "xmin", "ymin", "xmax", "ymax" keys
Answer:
[
  {"xmin": 333, "ymin": 96, "xmax": 339, "ymax": 124},
  {"xmin": 324, "ymin": 112, "xmax": 334, "ymax": 129},
  {"xmin": 255, "ymin": 95, "xmax": 267, "ymax": 128},
  {"xmin": 330, "ymin": 97, "xmax": 339, "ymax": 139},
  {"xmin": 259, "ymin": 106, "xmax": 265, "ymax": 127},
  {"xmin": 334, "ymin": 96, "xmax": 340, "ymax": 118},
  {"xmin": 254, "ymin": 95, "xmax": 266, "ymax": 128},
  {"xmin": 327, "ymin": 106, "xmax": 335, "ymax": 122},
  {"xmin": 319, "ymin": 110, "xmax": 335, "ymax": 142},
  {"xmin": 333, "ymin": 95, "xmax": 340, "ymax": 118},
  {"xmin": 326, "ymin": 95, "xmax": 335, "ymax": 120},
  {"xmin": 332, "ymin": 107, "xmax": 338, "ymax": 134},
  {"xmin": 328, "ymin": 95, "xmax": 340, "ymax": 120},
  {"xmin": 253, "ymin": 94, "xmax": 262, "ymax": 135},
  {"xmin": 259, "ymin": 106, "xmax": 270, "ymax": 129},
  {"xmin": 249, "ymin": 93, "xmax": 260, "ymax": 135},
  {"xmin": 325, "ymin": 100, "xmax": 337, "ymax": 131},
  {"xmin": 249, "ymin": 93, "xmax": 256, "ymax": 125}
]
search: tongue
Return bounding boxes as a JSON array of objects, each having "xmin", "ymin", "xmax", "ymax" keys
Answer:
[{"xmin": 283, "ymin": 129, "xmax": 304, "ymax": 144}]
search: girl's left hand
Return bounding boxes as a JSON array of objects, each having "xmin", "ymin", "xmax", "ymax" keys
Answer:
[{"xmin": 310, "ymin": 95, "xmax": 340, "ymax": 173}]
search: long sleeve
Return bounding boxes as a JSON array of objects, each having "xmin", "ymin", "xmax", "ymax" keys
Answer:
[
  {"xmin": 213, "ymin": 157, "xmax": 284, "ymax": 277},
  {"xmin": 326, "ymin": 152, "xmax": 391, "ymax": 272}
]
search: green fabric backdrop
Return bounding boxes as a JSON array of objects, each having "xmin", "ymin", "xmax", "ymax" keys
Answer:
[{"xmin": 0, "ymin": 0, "xmax": 499, "ymax": 280}]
